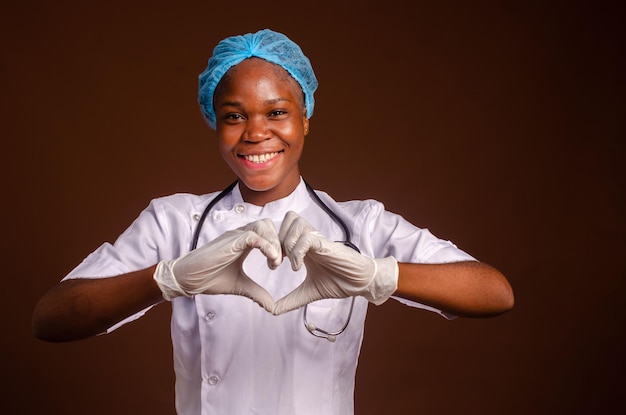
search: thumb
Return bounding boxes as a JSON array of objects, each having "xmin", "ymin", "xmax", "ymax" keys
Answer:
[
  {"xmin": 236, "ymin": 275, "xmax": 276, "ymax": 314},
  {"xmin": 272, "ymin": 282, "xmax": 322, "ymax": 316}
]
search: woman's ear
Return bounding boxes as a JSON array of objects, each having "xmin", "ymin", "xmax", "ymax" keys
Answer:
[{"xmin": 303, "ymin": 117, "xmax": 310, "ymax": 136}]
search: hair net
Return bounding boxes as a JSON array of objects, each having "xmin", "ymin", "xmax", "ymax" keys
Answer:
[{"xmin": 198, "ymin": 29, "xmax": 318, "ymax": 130}]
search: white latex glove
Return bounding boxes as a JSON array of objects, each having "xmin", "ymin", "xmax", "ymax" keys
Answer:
[
  {"xmin": 273, "ymin": 211, "xmax": 398, "ymax": 315},
  {"xmin": 153, "ymin": 218, "xmax": 281, "ymax": 313}
]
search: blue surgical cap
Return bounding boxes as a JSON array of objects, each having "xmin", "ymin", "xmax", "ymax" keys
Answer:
[{"xmin": 198, "ymin": 29, "xmax": 318, "ymax": 130}]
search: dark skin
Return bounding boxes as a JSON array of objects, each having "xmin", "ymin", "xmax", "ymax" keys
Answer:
[
  {"xmin": 32, "ymin": 58, "xmax": 513, "ymax": 343},
  {"xmin": 32, "ymin": 267, "xmax": 161, "ymax": 342}
]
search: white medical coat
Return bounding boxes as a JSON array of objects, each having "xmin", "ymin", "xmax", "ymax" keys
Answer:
[{"xmin": 65, "ymin": 178, "xmax": 474, "ymax": 414}]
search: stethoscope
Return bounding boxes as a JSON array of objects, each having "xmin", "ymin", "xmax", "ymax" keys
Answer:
[{"xmin": 190, "ymin": 180, "xmax": 357, "ymax": 342}]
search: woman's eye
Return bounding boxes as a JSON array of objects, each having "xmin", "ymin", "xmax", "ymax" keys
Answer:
[
  {"xmin": 225, "ymin": 113, "xmax": 244, "ymax": 121},
  {"xmin": 269, "ymin": 110, "xmax": 287, "ymax": 117}
]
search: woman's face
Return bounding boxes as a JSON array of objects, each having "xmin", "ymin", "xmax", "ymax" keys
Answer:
[{"xmin": 214, "ymin": 58, "xmax": 309, "ymax": 206}]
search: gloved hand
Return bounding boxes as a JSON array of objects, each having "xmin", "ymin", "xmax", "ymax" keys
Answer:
[
  {"xmin": 153, "ymin": 218, "xmax": 281, "ymax": 313},
  {"xmin": 273, "ymin": 211, "xmax": 398, "ymax": 315}
]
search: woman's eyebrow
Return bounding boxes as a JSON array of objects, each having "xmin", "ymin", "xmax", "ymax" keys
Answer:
[
  {"xmin": 218, "ymin": 100, "xmax": 243, "ymax": 109},
  {"xmin": 263, "ymin": 97, "xmax": 291, "ymax": 105},
  {"xmin": 219, "ymin": 97, "xmax": 292, "ymax": 109}
]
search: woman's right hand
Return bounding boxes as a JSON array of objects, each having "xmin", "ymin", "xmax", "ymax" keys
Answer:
[{"xmin": 153, "ymin": 218, "xmax": 282, "ymax": 313}]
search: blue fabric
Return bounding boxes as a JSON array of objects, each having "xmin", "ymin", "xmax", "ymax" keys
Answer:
[{"xmin": 198, "ymin": 29, "xmax": 318, "ymax": 130}]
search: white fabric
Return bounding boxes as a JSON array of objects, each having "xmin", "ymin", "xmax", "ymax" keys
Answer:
[{"xmin": 64, "ymin": 178, "xmax": 475, "ymax": 415}]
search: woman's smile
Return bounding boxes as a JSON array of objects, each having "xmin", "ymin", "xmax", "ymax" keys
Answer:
[
  {"xmin": 238, "ymin": 151, "xmax": 283, "ymax": 168},
  {"xmin": 239, "ymin": 151, "xmax": 282, "ymax": 164}
]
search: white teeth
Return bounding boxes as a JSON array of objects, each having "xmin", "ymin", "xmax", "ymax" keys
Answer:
[{"xmin": 244, "ymin": 152, "xmax": 279, "ymax": 163}]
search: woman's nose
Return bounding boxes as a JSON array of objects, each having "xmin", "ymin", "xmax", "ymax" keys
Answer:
[{"xmin": 244, "ymin": 116, "xmax": 270, "ymax": 142}]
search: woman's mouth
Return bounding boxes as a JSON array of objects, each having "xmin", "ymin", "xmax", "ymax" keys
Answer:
[{"xmin": 240, "ymin": 151, "xmax": 281, "ymax": 164}]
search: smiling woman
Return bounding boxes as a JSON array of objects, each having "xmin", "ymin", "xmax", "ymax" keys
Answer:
[
  {"xmin": 32, "ymin": 28, "xmax": 513, "ymax": 415},
  {"xmin": 214, "ymin": 58, "xmax": 309, "ymax": 205}
]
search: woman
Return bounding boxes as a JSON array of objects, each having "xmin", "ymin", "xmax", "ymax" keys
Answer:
[{"xmin": 33, "ymin": 29, "xmax": 513, "ymax": 414}]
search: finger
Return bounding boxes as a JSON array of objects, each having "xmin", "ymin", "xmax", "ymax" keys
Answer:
[
  {"xmin": 236, "ymin": 277, "xmax": 276, "ymax": 313},
  {"xmin": 287, "ymin": 232, "xmax": 333, "ymax": 271},
  {"xmin": 279, "ymin": 211, "xmax": 315, "ymax": 258},
  {"xmin": 272, "ymin": 282, "xmax": 322, "ymax": 315},
  {"xmin": 278, "ymin": 211, "xmax": 300, "ymax": 253},
  {"xmin": 237, "ymin": 231, "xmax": 283, "ymax": 268},
  {"xmin": 278, "ymin": 211, "xmax": 300, "ymax": 233},
  {"xmin": 229, "ymin": 231, "xmax": 281, "ymax": 270},
  {"xmin": 243, "ymin": 219, "xmax": 281, "ymax": 268}
]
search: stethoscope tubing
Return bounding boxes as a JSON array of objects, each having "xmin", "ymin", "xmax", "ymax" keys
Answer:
[{"xmin": 190, "ymin": 180, "xmax": 358, "ymax": 341}]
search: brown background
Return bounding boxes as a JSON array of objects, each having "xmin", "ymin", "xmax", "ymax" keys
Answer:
[{"xmin": 3, "ymin": 0, "xmax": 624, "ymax": 414}]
